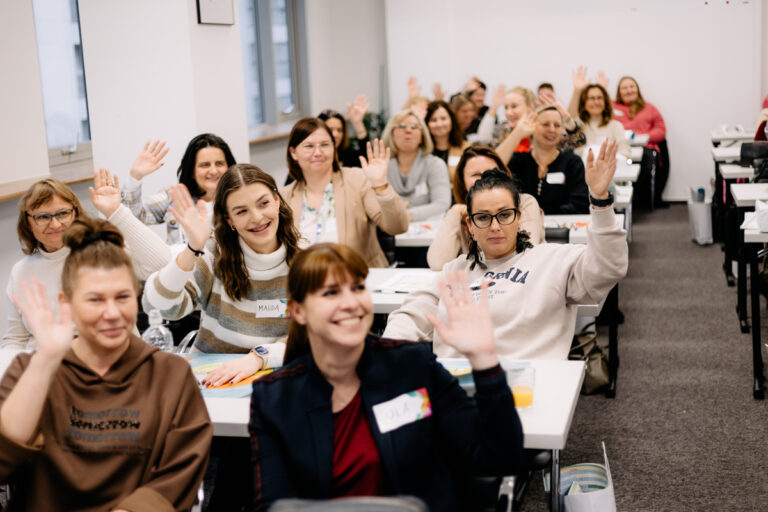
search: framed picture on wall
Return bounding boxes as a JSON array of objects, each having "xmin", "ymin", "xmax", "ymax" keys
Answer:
[{"xmin": 196, "ymin": 0, "xmax": 235, "ymax": 25}]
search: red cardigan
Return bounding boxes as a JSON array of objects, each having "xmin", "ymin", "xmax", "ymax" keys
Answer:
[{"xmin": 613, "ymin": 101, "xmax": 666, "ymax": 151}]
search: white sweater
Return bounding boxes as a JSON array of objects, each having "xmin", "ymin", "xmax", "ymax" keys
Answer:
[
  {"xmin": 1, "ymin": 205, "xmax": 172, "ymax": 349},
  {"xmin": 384, "ymin": 207, "xmax": 628, "ymax": 360}
]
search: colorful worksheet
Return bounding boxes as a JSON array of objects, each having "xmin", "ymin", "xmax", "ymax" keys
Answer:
[{"xmin": 184, "ymin": 353, "xmax": 273, "ymax": 398}]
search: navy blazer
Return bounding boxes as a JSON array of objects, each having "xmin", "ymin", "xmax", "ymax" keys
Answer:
[{"xmin": 248, "ymin": 337, "xmax": 524, "ymax": 512}]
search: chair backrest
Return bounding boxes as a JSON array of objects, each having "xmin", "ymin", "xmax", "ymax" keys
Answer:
[
  {"xmin": 657, "ymin": 138, "xmax": 670, "ymax": 171},
  {"xmin": 376, "ymin": 227, "xmax": 397, "ymax": 266},
  {"xmin": 269, "ymin": 496, "xmax": 428, "ymax": 512}
]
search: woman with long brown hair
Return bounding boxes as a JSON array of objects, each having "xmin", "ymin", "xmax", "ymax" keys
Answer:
[{"xmin": 143, "ymin": 164, "xmax": 301, "ymax": 386}]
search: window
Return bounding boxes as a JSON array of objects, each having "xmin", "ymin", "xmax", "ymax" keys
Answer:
[
  {"xmin": 32, "ymin": 0, "xmax": 92, "ymax": 172},
  {"xmin": 239, "ymin": 0, "xmax": 306, "ymax": 133}
]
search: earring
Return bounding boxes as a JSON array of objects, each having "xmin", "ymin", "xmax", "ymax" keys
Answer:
[{"xmin": 230, "ymin": 224, "xmax": 236, "ymax": 231}]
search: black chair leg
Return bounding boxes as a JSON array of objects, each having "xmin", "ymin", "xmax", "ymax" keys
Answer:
[{"xmin": 511, "ymin": 470, "xmax": 532, "ymax": 511}]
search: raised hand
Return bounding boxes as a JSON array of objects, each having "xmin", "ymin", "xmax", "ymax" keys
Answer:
[
  {"xmin": 202, "ymin": 354, "xmax": 263, "ymax": 387},
  {"xmin": 347, "ymin": 94, "xmax": 369, "ymax": 126},
  {"xmin": 168, "ymin": 184, "xmax": 211, "ymax": 251},
  {"xmin": 411, "ymin": 100, "xmax": 428, "ymax": 120},
  {"xmin": 427, "ymin": 272, "xmax": 498, "ymax": 370},
  {"xmin": 585, "ymin": 139, "xmax": 618, "ymax": 199},
  {"xmin": 90, "ymin": 167, "xmax": 121, "ymax": 218},
  {"xmin": 432, "ymin": 82, "xmax": 446, "ymax": 101},
  {"xmin": 359, "ymin": 139, "xmax": 390, "ymax": 187},
  {"xmin": 511, "ymin": 111, "xmax": 538, "ymax": 139},
  {"xmin": 13, "ymin": 280, "xmax": 73, "ymax": 362},
  {"xmin": 572, "ymin": 66, "xmax": 590, "ymax": 91},
  {"xmin": 596, "ymin": 70, "xmax": 609, "ymax": 90},
  {"xmin": 538, "ymin": 91, "xmax": 568, "ymax": 117},
  {"xmin": 129, "ymin": 140, "xmax": 169, "ymax": 181},
  {"xmin": 490, "ymin": 84, "xmax": 506, "ymax": 110},
  {"xmin": 407, "ymin": 76, "xmax": 421, "ymax": 99},
  {"xmin": 464, "ymin": 76, "xmax": 482, "ymax": 94}
]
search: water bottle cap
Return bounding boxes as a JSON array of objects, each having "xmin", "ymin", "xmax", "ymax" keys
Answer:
[{"xmin": 148, "ymin": 309, "xmax": 163, "ymax": 326}]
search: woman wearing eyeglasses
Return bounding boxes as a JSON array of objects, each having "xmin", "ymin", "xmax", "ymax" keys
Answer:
[
  {"xmin": 2, "ymin": 170, "xmax": 171, "ymax": 349},
  {"xmin": 381, "ymin": 109, "xmax": 451, "ymax": 221},
  {"xmin": 385, "ymin": 141, "xmax": 628, "ymax": 361}
]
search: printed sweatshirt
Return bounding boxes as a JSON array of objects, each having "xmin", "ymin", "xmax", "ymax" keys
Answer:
[
  {"xmin": 384, "ymin": 207, "xmax": 628, "ymax": 360},
  {"xmin": 142, "ymin": 240, "xmax": 289, "ymax": 365},
  {"xmin": 0, "ymin": 335, "xmax": 212, "ymax": 511}
]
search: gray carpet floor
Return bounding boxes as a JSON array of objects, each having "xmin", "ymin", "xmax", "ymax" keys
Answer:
[{"xmin": 523, "ymin": 204, "xmax": 768, "ymax": 511}]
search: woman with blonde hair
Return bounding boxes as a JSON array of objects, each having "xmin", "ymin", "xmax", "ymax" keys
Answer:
[
  {"xmin": 2, "ymin": 171, "xmax": 171, "ymax": 349},
  {"xmin": 0, "ymin": 216, "xmax": 211, "ymax": 510},
  {"xmin": 381, "ymin": 109, "xmax": 451, "ymax": 221}
]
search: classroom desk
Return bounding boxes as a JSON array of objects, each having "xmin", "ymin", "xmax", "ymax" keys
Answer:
[
  {"xmin": 720, "ymin": 164, "xmax": 755, "ymax": 180},
  {"xmin": 739, "ymin": 212, "xmax": 766, "ymax": 399},
  {"xmin": 366, "ymin": 268, "xmax": 604, "ymax": 317},
  {"xmin": 711, "ymin": 129, "xmax": 754, "ymax": 146},
  {"xmin": 629, "ymin": 146, "xmax": 643, "ymax": 163},
  {"xmin": 613, "ymin": 162, "xmax": 641, "ymax": 183},
  {"xmin": 627, "ymin": 133, "xmax": 650, "ymax": 147},
  {"xmin": 712, "ymin": 149, "xmax": 749, "ymax": 288},
  {"xmin": 711, "ymin": 146, "xmax": 742, "ymax": 163}
]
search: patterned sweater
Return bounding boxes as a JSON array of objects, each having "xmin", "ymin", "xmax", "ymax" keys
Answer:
[{"xmin": 142, "ymin": 240, "xmax": 289, "ymax": 366}]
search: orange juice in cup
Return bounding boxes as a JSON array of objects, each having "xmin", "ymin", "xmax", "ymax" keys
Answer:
[{"xmin": 506, "ymin": 365, "xmax": 535, "ymax": 408}]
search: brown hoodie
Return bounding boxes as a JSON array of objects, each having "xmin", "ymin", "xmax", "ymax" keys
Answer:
[{"xmin": 0, "ymin": 335, "xmax": 212, "ymax": 511}]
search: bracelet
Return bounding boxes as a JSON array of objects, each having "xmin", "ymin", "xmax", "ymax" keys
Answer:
[
  {"xmin": 589, "ymin": 192, "xmax": 614, "ymax": 207},
  {"xmin": 187, "ymin": 243, "xmax": 204, "ymax": 257},
  {"xmin": 372, "ymin": 183, "xmax": 389, "ymax": 193}
]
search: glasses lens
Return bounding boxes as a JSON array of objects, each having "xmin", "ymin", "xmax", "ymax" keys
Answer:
[
  {"xmin": 497, "ymin": 209, "xmax": 517, "ymax": 225},
  {"xmin": 55, "ymin": 208, "xmax": 75, "ymax": 223},
  {"xmin": 471, "ymin": 213, "xmax": 492, "ymax": 228},
  {"xmin": 30, "ymin": 213, "xmax": 53, "ymax": 226}
]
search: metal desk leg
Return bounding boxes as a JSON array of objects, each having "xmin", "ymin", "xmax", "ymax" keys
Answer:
[
  {"xmin": 550, "ymin": 449, "xmax": 560, "ymax": 512},
  {"xmin": 737, "ymin": 217, "xmax": 749, "ymax": 333},
  {"xmin": 749, "ymin": 245, "xmax": 765, "ymax": 399},
  {"xmin": 725, "ymin": 202, "xmax": 737, "ymax": 287},
  {"xmin": 606, "ymin": 284, "xmax": 619, "ymax": 398}
]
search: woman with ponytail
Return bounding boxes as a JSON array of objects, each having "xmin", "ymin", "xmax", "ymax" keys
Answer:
[
  {"xmin": 385, "ymin": 140, "xmax": 629, "ymax": 361},
  {"xmin": 0, "ymin": 217, "xmax": 212, "ymax": 511},
  {"xmin": 143, "ymin": 164, "xmax": 301, "ymax": 386},
  {"xmin": 248, "ymin": 243, "xmax": 524, "ymax": 512}
]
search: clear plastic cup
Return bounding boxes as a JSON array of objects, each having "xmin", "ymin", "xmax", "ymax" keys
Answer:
[{"xmin": 506, "ymin": 366, "xmax": 535, "ymax": 408}]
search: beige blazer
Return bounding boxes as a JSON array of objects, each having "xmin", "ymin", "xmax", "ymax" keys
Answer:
[{"xmin": 281, "ymin": 168, "xmax": 410, "ymax": 268}]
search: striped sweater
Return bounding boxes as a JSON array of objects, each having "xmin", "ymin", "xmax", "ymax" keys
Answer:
[{"xmin": 142, "ymin": 240, "xmax": 289, "ymax": 367}]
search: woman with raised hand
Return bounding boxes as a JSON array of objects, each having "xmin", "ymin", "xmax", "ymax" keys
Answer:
[
  {"xmin": 385, "ymin": 140, "xmax": 628, "ymax": 361},
  {"xmin": 381, "ymin": 109, "xmax": 451, "ymax": 221},
  {"xmin": 121, "ymin": 133, "xmax": 236, "ymax": 244},
  {"xmin": 281, "ymin": 117, "xmax": 408, "ymax": 267},
  {"xmin": 427, "ymin": 144, "xmax": 544, "ymax": 270},
  {"xmin": 424, "ymin": 100, "xmax": 470, "ymax": 181},
  {"xmin": 568, "ymin": 67, "xmax": 630, "ymax": 158},
  {"xmin": 143, "ymin": 164, "xmax": 301, "ymax": 386},
  {"xmin": 318, "ymin": 94, "xmax": 371, "ymax": 168},
  {"xmin": 2, "ymin": 170, "xmax": 171, "ymax": 349},
  {"xmin": 0, "ymin": 216, "xmax": 211, "ymax": 511},
  {"xmin": 249, "ymin": 243, "xmax": 523, "ymax": 512},
  {"xmin": 507, "ymin": 105, "xmax": 590, "ymax": 214}
]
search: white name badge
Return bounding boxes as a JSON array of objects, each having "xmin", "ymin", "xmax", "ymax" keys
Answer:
[
  {"xmin": 546, "ymin": 172, "xmax": 565, "ymax": 185},
  {"xmin": 414, "ymin": 182, "xmax": 429, "ymax": 196},
  {"xmin": 255, "ymin": 299, "xmax": 288, "ymax": 319},
  {"xmin": 372, "ymin": 388, "xmax": 432, "ymax": 434},
  {"xmin": 447, "ymin": 155, "xmax": 461, "ymax": 167}
]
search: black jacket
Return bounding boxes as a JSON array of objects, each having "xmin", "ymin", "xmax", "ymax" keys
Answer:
[
  {"xmin": 248, "ymin": 337, "xmax": 524, "ymax": 511},
  {"xmin": 508, "ymin": 150, "xmax": 590, "ymax": 214}
]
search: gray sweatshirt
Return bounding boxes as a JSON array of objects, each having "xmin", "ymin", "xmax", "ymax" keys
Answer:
[{"xmin": 387, "ymin": 150, "xmax": 451, "ymax": 221}]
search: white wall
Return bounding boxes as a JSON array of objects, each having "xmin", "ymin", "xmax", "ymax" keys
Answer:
[
  {"xmin": 0, "ymin": 0, "xmax": 49, "ymax": 186},
  {"xmin": 78, "ymin": 0, "xmax": 250, "ymax": 195},
  {"xmin": 385, "ymin": 0, "xmax": 764, "ymax": 201}
]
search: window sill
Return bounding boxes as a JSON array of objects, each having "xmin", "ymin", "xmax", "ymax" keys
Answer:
[
  {"xmin": 0, "ymin": 160, "xmax": 93, "ymax": 203},
  {"xmin": 248, "ymin": 121, "xmax": 296, "ymax": 144}
]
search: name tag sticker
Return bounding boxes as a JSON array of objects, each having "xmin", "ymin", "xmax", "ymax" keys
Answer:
[
  {"xmin": 414, "ymin": 182, "xmax": 429, "ymax": 196},
  {"xmin": 546, "ymin": 172, "xmax": 565, "ymax": 185},
  {"xmin": 255, "ymin": 299, "xmax": 288, "ymax": 319},
  {"xmin": 448, "ymin": 155, "xmax": 461, "ymax": 166},
  {"xmin": 373, "ymin": 388, "xmax": 432, "ymax": 434}
]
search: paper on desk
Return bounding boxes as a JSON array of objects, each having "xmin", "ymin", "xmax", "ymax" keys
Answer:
[
  {"xmin": 373, "ymin": 272, "xmax": 436, "ymax": 294},
  {"xmin": 741, "ymin": 213, "xmax": 764, "ymax": 231}
]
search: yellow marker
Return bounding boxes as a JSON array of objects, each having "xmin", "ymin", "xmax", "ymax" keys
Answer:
[{"xmin": 512, "ymin": 385, "xmax": 533, "ymax": 408}]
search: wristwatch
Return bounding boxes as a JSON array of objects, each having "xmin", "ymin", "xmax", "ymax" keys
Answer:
[
  {"xmin": 250, "ymin": 346, "xmax": 269, "ymax": 359},
  {"xmin": 589, "ymin": 192, "xmax": 614, "ymax": 207}
]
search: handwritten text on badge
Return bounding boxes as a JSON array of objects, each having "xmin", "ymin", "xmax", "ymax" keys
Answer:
[
  {"xmin": 255, "ymin": 299, "xmax": 288, "ymax": 319},
  {"xmin": 372, "ymin": 388, "xmax": 432, "ymax": 434}
]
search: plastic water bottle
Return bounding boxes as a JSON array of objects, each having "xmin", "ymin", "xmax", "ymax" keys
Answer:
[{"xmin": 142, "ymin": 310, "xmax": 173, "ymax": 352}]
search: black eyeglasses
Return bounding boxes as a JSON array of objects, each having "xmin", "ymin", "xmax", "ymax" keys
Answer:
[
  {"xmin": 27, "ymin": 208, "xmax": 75, "ymax": 227},
  {"xmin": 469, "ymin": 208, "xmax": 519, "ymax": 229}
]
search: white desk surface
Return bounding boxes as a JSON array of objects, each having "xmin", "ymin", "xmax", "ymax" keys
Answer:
[
  {"xmin": 627, "ymin": 133, "xmax": 650, "ymax": 147},
  {"xmin": 544, "ymin": 213, "xmax": 625, "ymax": 245},
  {"xmin": 395, "ymin": 216, "xmax": 442, "ymax": 248},
  {"xmin": 730, "ymin": 183, "xmax": 768, "ymax": 208},
  {"xmin": 720, "ymin": 163, "xmax": 755, "ymax": 180},
  {"xmin": 0, "ymin": 347, "xmax": 585, "ymax": 450},
  {"xmin": 614, "ymin": 185, "xmax": 632, "ymax": 211},
  {"xmin": 711, "ymin": 130, "xmax": 754, "ymax": 144},
  {"xmin": 630, "ymin": 146, "xmax": 643, "ymax": 163},
  {"xmin": 712, "ymin": 146, "xmax": 742, "ymax": 163},
  {"xmin": 741, "ymin": 212, "xmax": 768, "ymax": 243},
  {"xmin": 614, "ymin": 163, "xmax": 641, "ymax": 183}
]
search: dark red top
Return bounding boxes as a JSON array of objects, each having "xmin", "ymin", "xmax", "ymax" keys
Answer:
[{"xmin": 331, "ymin": 391, "xmax": 387, "ymax": 497}]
